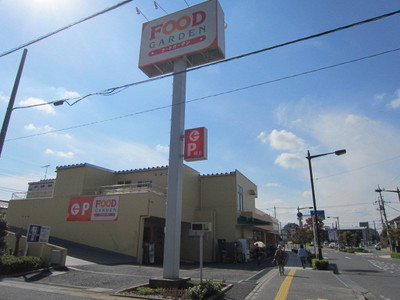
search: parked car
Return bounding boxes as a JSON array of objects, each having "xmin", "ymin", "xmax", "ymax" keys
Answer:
[
  {"xmin": 329, "ymin": 242, "xmax": 336, "ymax": 248},
  {"xmin": 375, "ymin": 243, "xmax": 381, "ymax": 250}
]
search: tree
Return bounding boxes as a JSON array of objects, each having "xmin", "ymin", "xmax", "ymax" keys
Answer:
[
  {"xmin": 291, "ymin": 227, "xmax": 309, "ymax": 244},
  {"xmin": 388, "ymin": 228, "xmax": 400, "ymax": 252},
  {"xmin": 0, "ymin": 218, "xmax": 8, "ymax": 254},
  {"xmin": 304, "ymin": 217, "xmax": 325, "ymax": 243}
]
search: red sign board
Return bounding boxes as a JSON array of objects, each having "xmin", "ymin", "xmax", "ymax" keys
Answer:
[
  {"xmin": 67, "ymin": 196, "xmax": 119, "ymax": 221},
  {"xmin": 184, "ymin": 127, "xmax": 207, "ymax": 161},
  {"xmin": 139, "ymin": 0, "xmax": 225, "ymax": 77}
]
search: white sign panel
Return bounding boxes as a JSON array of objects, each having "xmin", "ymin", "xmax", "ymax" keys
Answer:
[
  {"xmin": 139, "ymin": 0, "xmax": 225, "ymax": 77},
  {"xmin": 27, "ymin": 224, "xmax": 51, "ymax": 243}
]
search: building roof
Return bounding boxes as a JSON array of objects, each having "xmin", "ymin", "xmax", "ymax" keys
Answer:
[
  {"xmin": 115, "ymin": 166, "xmax": 168, "ymax": 174},
  {"xmin": 389, "ymin": 216, "xmax": 400, "ymax": 223},
  {"xmin": 56, "ymin": 163, "xmax": 113, "ymax": 172},
  {"xmin": 28, "ymin": 178, "xmax": 56, "ymax": 185}
]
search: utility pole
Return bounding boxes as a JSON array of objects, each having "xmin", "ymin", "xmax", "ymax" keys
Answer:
[
  {"xmin": 0, "ymin": 49, "xmax": 28, "ymax": 157},
  {"xmin": 375, "ymin": 186, "xmax": 393, "ymax": 251}
]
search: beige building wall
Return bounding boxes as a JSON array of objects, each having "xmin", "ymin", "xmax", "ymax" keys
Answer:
[{"xmin": 6, "ymin": 163, "xmax": 275, "ymax": 264}]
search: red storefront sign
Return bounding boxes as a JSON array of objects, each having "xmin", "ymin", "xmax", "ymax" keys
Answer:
[
  {"xmin": 67, "ymin": 195, "xmax": 119, "ymax": 221},
  {"xmin": 184, "ymin": 127, "xmax": 207, "ymax": 161}
]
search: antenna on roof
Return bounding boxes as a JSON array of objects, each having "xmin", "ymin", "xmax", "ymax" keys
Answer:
[{"xmin": 41, "ymin": 165, "xmax": 50, "ymax": 179}]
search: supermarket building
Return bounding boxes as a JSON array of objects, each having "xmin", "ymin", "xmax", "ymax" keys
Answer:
[{"xmin": 7, "ymin": 163, "xmax": 279, "ymax": 264}]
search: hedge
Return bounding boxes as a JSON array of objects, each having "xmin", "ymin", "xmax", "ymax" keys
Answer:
[
  {"xmin": 390, "ymin": 252, "xmax": 400, "ymax": 259},
  {"xmin": 311, "ymin": 258, "xmax": 329, "ymax": 270},
  {"xmin": 0, "ymin": 255, "xmax": 45, "ymax": 275}
]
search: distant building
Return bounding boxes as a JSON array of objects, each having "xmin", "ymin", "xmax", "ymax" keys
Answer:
[
  {"xmin": 389, "ymin": 216, "xmax": 400, "ymax": 229},
  {"xmin": 0, "ymin": 200, "xmax": 8, "ymax": 219},
  {"xmin": 7, "ymin": 163, "xmax": 279, "ymax": 264},
  {"xmin": 26, "ymin": 179, "xmax": 56, "ymax": 199}
]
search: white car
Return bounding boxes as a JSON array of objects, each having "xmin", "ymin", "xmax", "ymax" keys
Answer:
[{"xmin": 329, "ymin": 243, "xmax": 336, "ymax": 248}]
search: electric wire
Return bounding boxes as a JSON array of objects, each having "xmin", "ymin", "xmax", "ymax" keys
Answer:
[
  {"xmin": 7, "ymin": 47, "xmax": 400, "ymax": 141},
  {"xmin": 0, "ymin": 0, "xmax": 134, "ymax": 58},
  {"xmin": 10, "ymin": 8, "xmax": 400, "ymax": 109},
  {"xmin": 386, "ymin": 204, "xmax": 400, "ymax": 213}
]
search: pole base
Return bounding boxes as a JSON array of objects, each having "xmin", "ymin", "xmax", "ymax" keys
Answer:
[{"xmin": 149, "ymin": 277, "xmax": 191, "ymax": 289}]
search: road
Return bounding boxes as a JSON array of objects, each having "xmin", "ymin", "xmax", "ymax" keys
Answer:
[
  {"xmin": 324, "ymin": 248, "xmax": 400, "ymax": 300},
  {"xmin": 0, "ymin": 257, "xmax": 271, "ymax": 300}
]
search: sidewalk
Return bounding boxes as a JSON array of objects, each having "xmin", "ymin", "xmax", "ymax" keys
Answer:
[{"xmin": 245, "ymin": 250, "xmax": 365, "ymax": 300}]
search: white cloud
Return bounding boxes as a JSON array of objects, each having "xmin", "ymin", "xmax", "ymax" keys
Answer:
[
  {"xmin": 0, "ymin": 91, "xmax": 9, "ymax": 102},
  {"xmin": 73, "ymin": 138, "xmax": 168, "ymax": 170},
  {"xmin": 265, "ymin": 183, "xmax": 280, "ymax": 188},
  {"xmin": 24, "ymin": 123, "xmax": 54, "ymax": 132},
  {"xmin": 389, "ymin": 98, "xmax": 400, "ymax": 108},
  {"xmin": 387, "ymin": 89, "xmax": 400, "ymax": 109},
  {"xmin": 274, "ymin": 152, "xmax": 304, "ymax": 168},
  {"xmin": 266, "ymin": 129, "xmax": 306, "ymax": 151},
  {"xmin": 19, "ymin": 97, "xmax": 56, "ymax": 114},
  {"xmin": 48, "ymin": 87, "xmax": 81, "ymax": 100},
  {"xmin": 45, "ymin": 148, "xmax": 74, "ymax": 158},
  {"xmin": 155, "ymin": 144, "xmax": 169, "ymax": 153}
]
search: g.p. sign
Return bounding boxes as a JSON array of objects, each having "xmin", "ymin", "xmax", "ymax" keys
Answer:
[
  {"xmin": 184, "ymin": 127, "xmax": 207, "ymax": 162},
  {"xmin": 67, "ymin": 196, "xmax": 119, "ymax": 221}
]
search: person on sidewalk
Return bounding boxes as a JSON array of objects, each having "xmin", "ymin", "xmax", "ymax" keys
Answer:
[
  {"xmin": 297, "ymin": 244, "xmax": 308, "ymax": 268},
  {"xmin": 274, "ymin": 245, "xmax": 287, "ymax": 275}
]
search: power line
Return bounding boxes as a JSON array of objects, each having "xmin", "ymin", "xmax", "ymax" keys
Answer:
[
  {"xmin": 7, "ymin": 46, "xmax": 400, "ymax": 142},
  {"xmin": 11, "ymin": 8, "xmax": 400, "ymax": 110},
  {"xmin": 0, "ymin": 0, "xmax": 134, "ymax": 58}
]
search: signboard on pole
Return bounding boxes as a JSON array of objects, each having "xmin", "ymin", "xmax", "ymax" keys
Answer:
[
  {"xmin": 184, "ymin": 127, "xmax": 207, "ymax": 161},
  {"xmin": 139, "ymin": 0, "xmax": 225, "ymax": 77},
  {"xmin": 310, "ymin": 210, "xmax": 325, "ymax": 220},
  {"xmin": 67, "ymin": 195, "xmax": 120, "ymax": 221}
]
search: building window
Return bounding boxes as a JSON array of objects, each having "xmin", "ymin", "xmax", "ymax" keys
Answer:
[
  {"xmin": 117, "ymin": 180, "xmax": 132, "ymax": 185},
  {"xmin": 138, "ymin": 180, "xmax": 152, "ymax": 187},
  {"xmin": 237, "ymin": 185, "xmax": 244, "ymax": 212}
]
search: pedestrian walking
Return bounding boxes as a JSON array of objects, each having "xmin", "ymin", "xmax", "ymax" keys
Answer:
[
  {"xmin": 274, "ymin": 245, "xmax": 287, "ymax": 275},
  {"xmin": 297, "ymin": 244, "xmax": 308, "ymax": 268}
]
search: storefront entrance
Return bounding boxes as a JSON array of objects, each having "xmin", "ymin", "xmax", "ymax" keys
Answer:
[{"xmin": 142, "ymin": 217, "xmax": 165, "ymax": 264}]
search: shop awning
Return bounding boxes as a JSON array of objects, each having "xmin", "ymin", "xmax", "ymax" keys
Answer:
[{"xmin": 237, "ymin": 214, "xmax": 271, "ymax": 226}]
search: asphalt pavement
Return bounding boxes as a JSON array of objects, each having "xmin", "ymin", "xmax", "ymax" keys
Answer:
[{"xmin": 1, "ymin": 247, "xmax": 387, "ymax": 299}]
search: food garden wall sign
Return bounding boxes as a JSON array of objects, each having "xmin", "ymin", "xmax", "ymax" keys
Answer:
[{"xmin": 139, "ymin": 0, "xmax": 225, "ymax": 78}]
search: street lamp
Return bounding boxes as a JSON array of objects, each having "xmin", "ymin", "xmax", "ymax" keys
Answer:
[
  {"xmin": 327, "ymin": 216, "xmax": 341, "ymax": 249},
  {"xmin": 297, "ymin": 206, "xmax": 313, "ymax": 227},
  {"xmin": 306, "ymin": 149, "xmax": 346, "ymax": 259}
]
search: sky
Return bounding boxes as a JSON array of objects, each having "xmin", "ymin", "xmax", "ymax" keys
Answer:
[{"xmin": 1, "ymin": 0, "xmax": 400, "ymax": 231}]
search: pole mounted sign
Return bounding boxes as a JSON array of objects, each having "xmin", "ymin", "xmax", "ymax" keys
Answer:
[
  {"xmin": 137, "ymin": 0, "xmax": 225, "ymax": 280},
  {"xmin": 139, "ymin": 0, "xmax": 225, "ymax": 77},
  {"xmin": 310, "ymin": 210, "xmax": 325, "ymax": 220},
  {"xmin": 184, "ymin": 127, "xmax": 207, "ymax": 161}
]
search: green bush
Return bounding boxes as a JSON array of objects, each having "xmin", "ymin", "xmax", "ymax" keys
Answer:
[
  {"xmin": 135, "ymin": 286, "xmax": 163, "ymax": 295},
  {"xmin": 0, "ymin": 255, "xmax": 45, "ymax": 275},
  {"xmin": 0, "ymin": 218, "xmax": 7, "ymax": 254},
  {"xmin": 390, "ymin": 252, "xmax": 400, "ymax": 259},
  {"xmin": 187, "ymin": 279, "xmax": 223, "ymax": 300},
  {"xmin": 311, "ymin": 258, "xmax": 329, "ymax": 270},
  {"xmin": 307, "ymin": 251, "xmax": 316, "ymax": 263},
  {"xmin": 354, "ymin": 247, "xmax": 369, "ymax": 253}
]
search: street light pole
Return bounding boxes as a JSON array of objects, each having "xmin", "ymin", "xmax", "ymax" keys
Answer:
[
  {"xmin": 306, "ymin": 149, "xmax": 346, "ymax": 260},
  {"xmin": 327, "ymin": 216, "xmax": 340, "ymax": 249},
  {"xmin": 0, "ymin": 49, "xmax": 28, "ymax": 157}
]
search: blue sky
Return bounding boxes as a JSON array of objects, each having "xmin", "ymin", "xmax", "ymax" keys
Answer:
[{"xmin": 1, "ymin": 0, "xmax": 400, "ymax": 230}]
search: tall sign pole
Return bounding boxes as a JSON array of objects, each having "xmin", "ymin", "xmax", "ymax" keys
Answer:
[
  {"xmin": 163, "ymin": 58, "xmax": 186, "ymax": 278},
  {"xmin": 0, "ymin": 49, "xmax": 28, "ymax": 157},
  {"xmin": 138, "ymin": 0, "xmax": 225, "ymax": 281}
]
